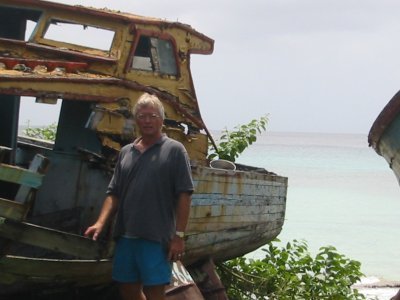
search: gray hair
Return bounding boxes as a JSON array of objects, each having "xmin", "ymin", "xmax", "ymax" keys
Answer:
[{"xmin": 132, "ymin": 93, "xmax": 165, "ymax": 120}]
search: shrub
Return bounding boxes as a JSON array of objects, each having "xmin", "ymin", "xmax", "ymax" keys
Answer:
[
  {"xmin": 217, "ymin": 239, "xmax": 366, "ymax": 300},
  {"xmin": 208, "ymin": 115, "xmax": 268, "ymax": 162}
]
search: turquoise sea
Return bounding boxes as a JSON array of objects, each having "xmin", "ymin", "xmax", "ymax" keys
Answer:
[{"xmin": 234, "ymin": 131, "xmax": 400, "ymax": 283}]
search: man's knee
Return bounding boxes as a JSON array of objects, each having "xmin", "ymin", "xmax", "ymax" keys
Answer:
[{"xmin": 119, "ymin": 282, "xmax": 146, "ymax": 300}]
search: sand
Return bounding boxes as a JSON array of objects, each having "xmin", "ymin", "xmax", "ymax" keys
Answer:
[{"xmin": 354, "ymin": 277, "xmax": 400, "ymax": 300}]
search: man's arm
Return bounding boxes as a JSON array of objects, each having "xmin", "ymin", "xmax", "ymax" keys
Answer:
[
  {"xmin": 84, "ymin": 194, "xmax": 119, "ymax": 241},
  {"xmin": 168, "ymin": 192, "xmax": 192, "ymax": 261},
  {"xmin": 176, "ymin": 192, "xmax": 192, "ymax": 233}
]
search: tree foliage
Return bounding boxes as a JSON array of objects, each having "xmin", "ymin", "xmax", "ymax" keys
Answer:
[
  {"xmin": 23, "ymin": 122, "xmax": 57, "ymax": 141},
  {"xmin": 208, "ymin": 115, "xmax": 268, "ymax": 162},
  {"xmin": 217, "ymin": 239, "xmax": 367, "ymax": 300}
]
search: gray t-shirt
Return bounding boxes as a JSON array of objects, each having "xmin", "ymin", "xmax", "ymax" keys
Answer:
[{"xmin": 107, "ymin": 135, "xmax": 194, "ymax": 245}]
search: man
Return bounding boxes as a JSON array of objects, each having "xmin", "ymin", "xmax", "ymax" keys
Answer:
[{"xmin": 85, "ymin": 93, "xmax": 194, "ymax": 300}]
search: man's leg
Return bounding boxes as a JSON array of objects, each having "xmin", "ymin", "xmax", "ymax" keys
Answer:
[
  {"xmin": 113, "ymin": 238, "xmax": 144, "ymax": 299},
  {"xmin": 119, "ymin": 282, "xmax": 146, "ymax": 300},
  {"xmin": 138, "ymin": 239, "xmax": 170, "ymax": 300},
  {"xmin": 143, "ymin": 285, "xmax": 166, "ymax": 300}
]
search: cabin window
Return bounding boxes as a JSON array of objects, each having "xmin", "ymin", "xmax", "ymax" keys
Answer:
[
  {"xmin": 132, "ymin": 36, "xmax": 178, "ymax": 76},
  {"xmin": 0, "ymin": 6, "xmax": 41, "ymax": 41},
  {"xmin": 43, "ymin": 20, "xmax": 114, "ymax": 52},
  {"xmin": 19, "ymin": 97, "xmax": 61, "ymax": 138}
]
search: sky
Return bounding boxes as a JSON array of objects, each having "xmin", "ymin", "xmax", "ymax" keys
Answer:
[{"xmin": 19, "ymin": 0, "xmax": 400, "ymax": 134}]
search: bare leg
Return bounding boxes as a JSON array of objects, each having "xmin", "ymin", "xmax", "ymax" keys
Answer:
[
  {"xmin": 119, "ymin": 282, "xmax": 146, "ymax": 300},
  {"xmin": 143, "ymin": 285, "xmax": 166, "ymax": 300}
]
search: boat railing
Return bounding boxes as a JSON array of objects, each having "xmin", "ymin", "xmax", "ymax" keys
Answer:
[{"xmin": 0, "ymin": 147, "xmax": 112, "ymax": 259}]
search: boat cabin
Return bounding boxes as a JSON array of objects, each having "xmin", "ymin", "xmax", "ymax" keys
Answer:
[{"xmin": 0, "ymin": 0, "xmax": 215, "ymax": 229}]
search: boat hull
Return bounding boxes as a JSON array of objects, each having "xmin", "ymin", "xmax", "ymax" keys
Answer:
[
  {"xmin": 187, "ymin": 165, "xmax": 286, "ymax": 264},
  {"xmin": 0, "ymin": 165, "xmax": 287, "ymax": 294},
  {"xmin": 369, "ymin": 90, "xmax": 400, "ymax": 185}
]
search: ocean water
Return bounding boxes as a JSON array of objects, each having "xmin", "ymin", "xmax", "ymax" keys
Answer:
[{"xmin": 234, "ymin": 131, "xmax": 400, "ymax": 283}]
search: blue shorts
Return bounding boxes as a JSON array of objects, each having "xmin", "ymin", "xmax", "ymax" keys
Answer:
[{"xmin": 112, "ymin": 237, "xmax": 172, "ymax": 286}]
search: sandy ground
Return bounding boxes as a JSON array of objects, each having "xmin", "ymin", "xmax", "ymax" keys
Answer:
[
  {"xmin": 354, "ymin": 278, "xmax": 400, "ymax": 300},
  {"xmin": 357, "ymin": 287, "xmax": 399, "ymax": 300}
]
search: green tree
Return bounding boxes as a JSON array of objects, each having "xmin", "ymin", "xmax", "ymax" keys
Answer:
[{"xmin": 23, "ymin": 122, "xmax": 57, "ymax": 141}]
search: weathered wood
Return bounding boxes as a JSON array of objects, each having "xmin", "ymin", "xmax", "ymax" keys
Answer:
[
  {"xmin": 188, "ymin": 214, "xmax": 283, "ymax": 232},
  {"xmin": 0, "ymin": 155, "xmax": 49, "ymax": 258},
  {"xmin": 0, "ymin": 163, "xmax": 43, "ymax": 189},
  {"xmin": 15, "ymin": 154, "xmax": 49, "ymax": 203},
  {"xmin": 192, "ymin": 194, "xmax": 286, "ymax": 206},
  {"xmin": 0, "ymin": 255, "xmax": 112, "ymax": 285},
  {"xmin": 0, "ymin": 146, "xmax": 12, "ymax": 163},
  {"xmin": 0, "ymin": 257, "xmax": 207, "ymax": 299},
  {"xmin": 190, "ymin": 204, "xmax": 284, "ymax": 218},
  {"xmin": 186, "ymin": 259, "xmax": 228, "ymax": 300},
  {"xmin": 0, "ymin": 217, "xmax": 112, "ymax": 259},
  {"xmin": 184, "ymin": 223, "xmax": 283, "ymax": 264},
  {"xmin": 369, "ymin": 92, "xmax": 400, "ymax": 186},
  {"xmin": 0, "ymin": 198, "xmax": 27, "ymax": 220},
  {"xmin": 166, "ymin": 262, "xmax": 205, "ymax": 300}
]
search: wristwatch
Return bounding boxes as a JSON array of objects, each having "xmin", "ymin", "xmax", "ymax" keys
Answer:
[{"xmin": 175, "ymin": 231, "xmax": 185, "ymax": 238}]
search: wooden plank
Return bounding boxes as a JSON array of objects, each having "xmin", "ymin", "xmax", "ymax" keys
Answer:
[
  {"xmin": 190, "ymin": 204, "xmax": 285, "ymax": 219},
  {"xmin": 188, "ymin": 213, "xmax": 284, "ymax": 232},
  {"xmin": 0, "ymin": 255, "xmax": 112, "ymax": 285},
  {"xmin": 192, "ymin": 167, "xmax": 288, "ymax": 186},
  {"xmin": 0, "ymin": 155, "xmax": 49, "ymax": 256},
  {"xmin": 0, "ymin": 257, "xmax": 198, "ymax": 294},
  {"xmin": 0, "ymin": 197, "xmax": 27, "ymax": 220},
  {"xmin": 187, "ymin": 222, "xmax": 281, "ymax": 246},
  {"xmin": 192, "ymin": 193, "xmax": 286, "ymax": 206},
  {"xmin": 0, "ymin": 163, "xmax": 43, "ymax": 188},
  {"xmin": 15, "ymin": 154, "xmax": 49, "ymax": 203},
  {"xmin": 0, "ymin": 217, "xmax": 112, "ymax": 259},
  {"xmin": 0, "ymin": 146, "xmax": 12, "ymax": 163},
  {"xmin": 183, "ymin": 224, "xmax": 283, "ymax": 265},
  {"xmin": 189, "ymin": 211, "xmax": 283, "ymax": 225},
  {"xmin": 166, "ymin": 262, "xmax": 205, "ymax": 299}
]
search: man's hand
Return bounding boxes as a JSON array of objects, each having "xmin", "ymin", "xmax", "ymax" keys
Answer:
[
  {"xmin": 168, "ymin": 235, "xmax": 185, "ymax": 261},
  {"xmin": 84, "ymin": 223, "xmax": 103, "ymax": 241},
  {"xmin": 84, "ymin": 195, "xmax": 118, "ymax": 241}
]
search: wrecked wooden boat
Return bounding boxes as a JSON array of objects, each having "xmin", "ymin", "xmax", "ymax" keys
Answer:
[
  {"xmin": 369, "ymin": 90, "xmax": 400, "ymax": 185},
  {"xmin": 0, "ymin": 0, "xmax": 288, "ymax": 296}
]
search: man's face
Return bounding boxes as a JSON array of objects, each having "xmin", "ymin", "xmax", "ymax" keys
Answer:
[{"xmin": 135, "ymin": 105, "xmax": 163, "ymax": 138}]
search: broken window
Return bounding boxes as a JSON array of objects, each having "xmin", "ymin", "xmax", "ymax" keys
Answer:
[
  {"xmin": 43, "ymin": 20, "xmax": 115, "ymax": 53},
  {"xmin": 0, "ymin": 6, "xmax": 41, "ymax": 41},
  {"xmin": 132, "ymin": 36, "xmax": 178, "ymax": 76},
  {"xmin": 25, "ymin": 20, "xmax": 37, "ymax": 41},
  {"xmin": 19, "ymin": 97, "xmax": 61, "ymax": 135}
]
